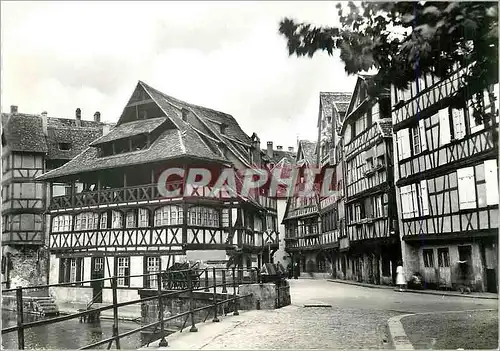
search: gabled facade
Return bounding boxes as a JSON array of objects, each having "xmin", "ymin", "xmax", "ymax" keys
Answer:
[
  {"xmin": 1, "ymin": 106, "xmax": 113, "ymax": 286},
  {"xmin": 37, "ymin": 81, "xmax": 279, "ymax": 304},
  {"xmin": 336, "ymin": 75, "xmax": 400, "ymax": 285},
  {"xmin": 261, "ymin": 142, "xmax": 296, "ymax": 265},
  {"xmin": 282, "ymin": 140, "xmax": 321, "ymax": 274},
  {"xmin": 392, "ymin": 69, "xmax": 499, "ymax": 292}
]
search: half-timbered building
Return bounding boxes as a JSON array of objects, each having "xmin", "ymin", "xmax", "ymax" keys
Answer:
[
  {"xmin": 262, "ymin": 142, "xmax": 296, "ymax": 265},
  {"xmin": 339, "ymin": 75, "xmax": 401, "ymax": 285},
  {"xmin": 282, "ymin": 140, "xmax": 319, "ymax": 275},
  {"xmin": 37, "ymin": 81, "xmax": 279, "ymax": 304},
  {"xmin": 1, "ymin": 106, "xmax": 112, "ymax": 286},
  {"xmin": 391, "ymin": 68, "xmax": 499, "ymax": 292},
  {"xmin": 317, "ymin": 92, "xmax": 351, "ymax": 278}
]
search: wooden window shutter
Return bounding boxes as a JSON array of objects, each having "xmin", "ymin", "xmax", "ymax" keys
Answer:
[
  {"xmin": 457, "ymin": 167, "xmax": 476, "ymax": 210},
  {"xmin": 420, "ymin": 180, "xmax": 429, "ymax": 216},
  {"xmin": 419, "ymin": 119, "xmax": 427, "ymax": 151},
  {"xmin": 143, "ymin": 256, "xmax": 149, "ymax": 288},
  {"xmin": 439, "ymin": 108, "xmax": 451, "ymax": 146},
  {"xmin": 76, "ymin": 258, "xmax": 83, "ymax": 286},
  {"xmin": 485, "ymin": 159, "xmax": 499, "ymax": 205},
  {"xmin": 396, "ymin": 132, "xmax": 403, "ymax": 160},
  {"xmin": 451, "ymin": 108, "xmax": 466, "ymax": 140},
  {"xmin": 402, "ymin": 129, "xmax": 411, "ymax": 159},
  {"xmin": 113, "ymin": 256, "xmax": 117, "ymax": 278},
  {"xmin": 125, "ymin": 257, "xmax": 130, "ymax": 286},
  {"xmin": 59, "ymin": 258, "xmax": 65, "ymax": 283}
]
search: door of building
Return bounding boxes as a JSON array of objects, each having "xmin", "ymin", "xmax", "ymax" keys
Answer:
[{"xmin": 91, "ymin": 257, "xmax": 105, "ymax": 303}]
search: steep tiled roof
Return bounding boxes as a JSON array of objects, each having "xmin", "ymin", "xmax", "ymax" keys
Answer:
[
  {"xmin": 37, "ymin": 81, "xmax": 256, "ymax": 181},
  {"xmin": 46, "ymin": 126, "xmax": 104, "ymax": 160},
  {"xmin": 263, "ymin": 150, "xmax": 296, "ymax": 165},
  {"xmin": 320, "ymin": 92, "xmax": 352, "ymax": 118},
  {"xmin": 91, "ymin": 117, "xmax": 167, "ymax": 146},
  {"xmin": 140, "ymin": 82, "xmax": 252, "ymax": 145},
  {"xmin": 299, "ymin": 140, "xmax": 317, "ymax": 165},
  {"xmin": 38, "ymin": 123, "xmax": 226, "ymax": 181},
  {"xmin": 1, "ymin": 113, "xmax": 48, "ymax": 153},
  {"xmin": 1, "ymin": 113, "xmax": 110, "ymax": 157}
]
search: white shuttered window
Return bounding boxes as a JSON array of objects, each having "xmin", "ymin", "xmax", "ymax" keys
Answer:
[
  {"xmin": 397, "ymin": 129, "xmax": 411, "ymax": 160},
  {"xmin": 419, "ymin": 119, "xmax": 427, "ymax": 151},
  {"xmin": 457, "ymin": 167, "xmax": 476, "ymax": 209},
  {"xmin": 484, "ymin": 160, "xmax": 499, "ymax": 206},
  {"xmin": 419, "ymin": 180, "xmax": 429, "ymax": 216},
  {"xmin": 451, "ymin": 108, "xmax": 466, "ymax": 140},
  {"xmin": 439, "ymin": 109, "xmax": 451, "ymax": 146}
]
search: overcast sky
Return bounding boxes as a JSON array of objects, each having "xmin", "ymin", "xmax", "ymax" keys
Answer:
[{"xmin": 1, "ymin": 1, "xmax": 357, "ymax": 149}]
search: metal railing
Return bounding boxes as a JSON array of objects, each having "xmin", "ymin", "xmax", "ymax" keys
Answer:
[{"xmin": 1, "ymin": 266, "xmax": 260, "ymax": 350}]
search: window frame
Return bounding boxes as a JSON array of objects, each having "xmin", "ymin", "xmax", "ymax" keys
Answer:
[
  {"xmin": 437, "ymin": 248, "xmax": 450, "ymax": 268},
  {"xmin": 423, "ymin": 249, "xmax": 434, "ymax": 268},
  {"xmin": 116, "ymin": 257, "xmax": 130, "ymax": 287}
]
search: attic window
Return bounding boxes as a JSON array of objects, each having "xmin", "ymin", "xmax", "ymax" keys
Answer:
[
  {"xmin": 131, "ymin": 134, "xmax": 148, "ymax": 151},
  {"xmin": 59, "ymin": 143, "xmax": 72, "ymax": 151},
  {"xmin": 220, "ymin": 123, "xmax": 228, "ymax": 135}
]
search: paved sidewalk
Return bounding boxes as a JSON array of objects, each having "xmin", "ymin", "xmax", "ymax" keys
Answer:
[
  {"xmin": 327, "ymin": 279, "xmax": 499, "ymax": 300},
  {"xmin": 141, "ymin": 305, "xmax": 394, "ymax": 350},
  {"xmin": 400, "ymin": 310, "xmax": 498, "ymax": 349}
]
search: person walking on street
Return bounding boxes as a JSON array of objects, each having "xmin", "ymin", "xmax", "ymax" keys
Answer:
[
  {"xmin": 293, "ymin": 262, "xmax": 299, "ymax": 279},
  {"xmin": 396, "ymin": 261, "xmax": 405, "ymax": 292}
]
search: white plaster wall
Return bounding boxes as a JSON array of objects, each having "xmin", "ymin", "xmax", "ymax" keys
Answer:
[
  {"xmin": 417, "ymin": 242, "xmax": 484, "ymax": 290},
  {"xmin": 50, "ymin": 286, "xmax": 92, "ymax": 304},
  {"xmin": 130, "ymin": 256, "xmax": 143, "ymax": 288},
  {"xmin": 49, "ymin": 255, "xmax": 59, "ymax": 285}
]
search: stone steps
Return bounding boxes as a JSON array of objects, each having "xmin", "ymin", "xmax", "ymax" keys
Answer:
[{"xmin": 32, "ymin": 297, "xmax": 59, "ymax": 316}]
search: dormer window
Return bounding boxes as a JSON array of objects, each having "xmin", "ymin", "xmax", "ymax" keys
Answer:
[
  {"xmin": 59, "ymin": 143, "xmax": 71, "ymax": 151},
  {"xmin": 131, "ymin": 134, "xmax": 148, "ymax": 151},
  {"xmin": 220, "ymin": 123, "xmax": 228, "ymax": 135}
]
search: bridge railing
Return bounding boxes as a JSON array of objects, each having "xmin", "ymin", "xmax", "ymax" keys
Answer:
[{"xmin": 1, "ymin": 266, "xmax": 260, "ymax": 350}]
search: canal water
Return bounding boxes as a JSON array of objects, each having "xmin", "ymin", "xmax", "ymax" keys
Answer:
[{"xmin": 2, "ymin": 311, "xmax": 154, "ymax": 349}]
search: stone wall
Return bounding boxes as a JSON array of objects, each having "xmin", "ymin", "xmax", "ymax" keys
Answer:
[
  {"xmin": 2, "ymin": 246, "xmax": 49, "ymax": 287},
  {"xmin": 139, "ymin": 290, "xmax": 233, "ymax": 330},
  {"xmin": 238, "ymin": 283, "xmax": 291, "ymax": 310}
]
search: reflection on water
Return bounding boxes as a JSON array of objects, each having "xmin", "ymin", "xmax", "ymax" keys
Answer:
[{"xmin": 1, "ymin": 311, "xmax": 149, "ymax": 350}]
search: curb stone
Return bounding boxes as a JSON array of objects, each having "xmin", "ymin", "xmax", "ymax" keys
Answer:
[
  {"xmin": 388, "ymin": 314, "xmax": 416, "ymax": 350},
  {"xmin": 327, "ymin": 279, "xmax": 498, "ymax": 299},
  {"xmin": 387, "ymin": 309, "xmax": 497, "ymax": 350}
]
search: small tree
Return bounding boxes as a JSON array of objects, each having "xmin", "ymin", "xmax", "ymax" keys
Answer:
[{"xmin": 279, "ymin": 2, "xmax": 498, "ymax": 126}]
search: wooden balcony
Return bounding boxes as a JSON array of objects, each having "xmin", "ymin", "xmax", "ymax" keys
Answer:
[
  {"xmin": 284, "ymin": 229, "xmax": 338, "ymax": 251},
  {"xmin": 49, "ymin": 226, "xmax": 279, "ymax": 252},
  {"xmin": 49, "ymin": 182, "xmax": 243, "ymax": 211},
  {"xmin": 347, "ymin": 218, "xmax": 391, "ymax": 242}
]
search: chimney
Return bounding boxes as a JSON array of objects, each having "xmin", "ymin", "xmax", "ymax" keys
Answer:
[
  {"xmin": 75, "ymin": 108, "xmax": 81, "ymax": 127},
  {"xmin": 267, "ymin": 141, "xmax": 273, "ymax": 158},
  {"xmin": 41, "ymin": 112, "xmax": 48, "ymax": 136},
  {"xmin": 277, "ymin": 145, "xmax": 283, "ymax": 151},
  {"xmin": 94, "ymin": 111, "xmax": 101, "ymax": 123},
  {"xmin": 102, "ymin": 124, "xmax": 112, "ymax": 136},
  {"xmin": 10, "ymin": 105, "xmax": 18, "ymax": 114},
  {"xmin": 288, "ymin": 146, "xmax": 294, "ymax": 152},
  {"xmin": 181, "ymin": 108, "xmax": 189, "ymax": 122}
]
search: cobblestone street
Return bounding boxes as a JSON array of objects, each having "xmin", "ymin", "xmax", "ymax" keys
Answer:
[{"xmin": 143, "ymin": 279, "xmax": 498, "ymax": 350}]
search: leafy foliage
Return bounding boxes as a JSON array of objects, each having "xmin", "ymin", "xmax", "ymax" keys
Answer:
[{"xmin": 279, "ymin": 2, "xmax": 498, "ymax": 122}]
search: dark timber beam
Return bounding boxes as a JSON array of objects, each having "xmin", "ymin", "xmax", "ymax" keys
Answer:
[{"xmin": 126, "ymin": 99, "xmax": 154, "ymax": 108}]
